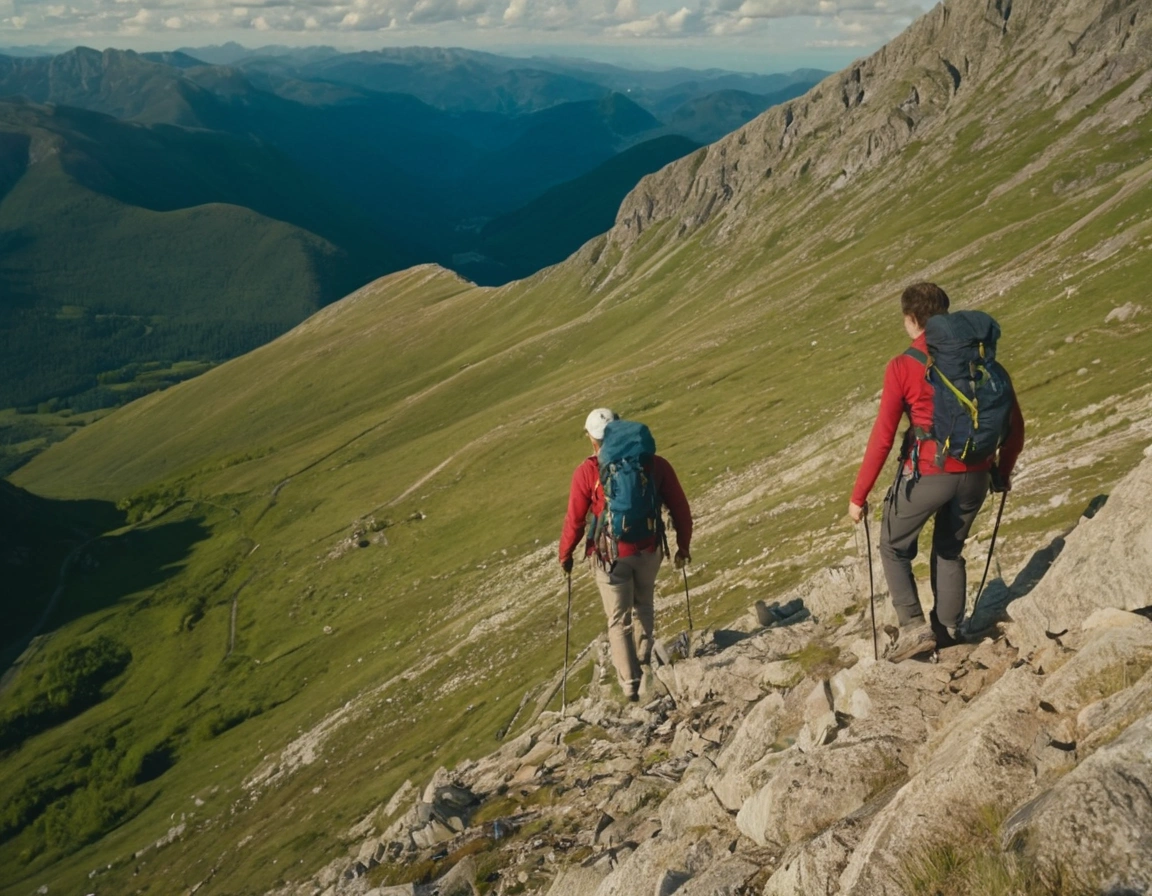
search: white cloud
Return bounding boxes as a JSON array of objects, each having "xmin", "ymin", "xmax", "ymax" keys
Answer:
[
  {"xmin": 4, "ymin": 0, "xmax": 929, "ymax": 64},
  {"xmin": 607, "ymin": 4, "xmax": 706, "ymax": 37}
]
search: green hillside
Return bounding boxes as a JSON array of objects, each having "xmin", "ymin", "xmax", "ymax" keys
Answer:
[
  {"xmin": 0, "ymin": 100, "xmax": 396, "ymax": 416},
  {"xmin": 4, "ymin": 2, "xmax": 1152, "ymax": 894}
]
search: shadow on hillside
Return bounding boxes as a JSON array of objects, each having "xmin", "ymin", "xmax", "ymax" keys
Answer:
[
  {"xmin": 967, "ymin": 494, "xmax": 1109, "ymax": 633},
  {"xmin": 56, "ymin": 517, "xmax": 212, "ymax": 625},
  {"xmin": 2, "ymin": 482, "xmax": 210, "ymax": 675},
  {"xmin": 2, "ymin": 482, "xmax": 126, "ymax": 648}
]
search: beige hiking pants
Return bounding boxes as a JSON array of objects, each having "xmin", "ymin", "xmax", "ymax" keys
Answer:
[{"xmin": 592, "ymin": 548, "xmax": 663, "ymax": 696}]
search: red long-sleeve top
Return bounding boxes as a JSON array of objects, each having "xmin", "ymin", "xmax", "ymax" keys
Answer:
[
  {"xmin": 851, "ymin": 333, "xmax": 1025, "ymax": 507},
  {"xmin": 559, "ymin": 454, "xmax": 693, "ymax": 564}
]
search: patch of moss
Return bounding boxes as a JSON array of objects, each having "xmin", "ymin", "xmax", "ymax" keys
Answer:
[{"xmin": 789, "ymin": 640, "xmax": 850, "ymax": 679}]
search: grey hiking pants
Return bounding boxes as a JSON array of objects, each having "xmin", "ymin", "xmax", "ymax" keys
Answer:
[
  {"xmin": 593, "ymin": 549, "xmax": 662, "ymax": 695},
  {"xmin": 880, "ymin": 469, "xmax": 990, "ymax": 630}
]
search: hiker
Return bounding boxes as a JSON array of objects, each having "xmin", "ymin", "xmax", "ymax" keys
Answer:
[
  {"xmin": 848, "ymin": 282, "xmax": 1024, "ymax": 661},
  {"xmin": 559, "ymin": 408, "xmax": 693, "ymax": 701}
]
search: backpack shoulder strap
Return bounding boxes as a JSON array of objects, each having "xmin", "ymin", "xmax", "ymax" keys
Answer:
[{"xmin": 903, "ymin": 346, "xmax": 929, "ymax": 365}]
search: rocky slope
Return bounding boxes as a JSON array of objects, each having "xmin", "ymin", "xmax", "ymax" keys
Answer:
[
  {"xmin": 605, "ymin": 0, "xmax": 1151, "ymax": 257},
  {"xmin": 287, "ymin": 446, "xmax": 1152, "ymax": 896}
]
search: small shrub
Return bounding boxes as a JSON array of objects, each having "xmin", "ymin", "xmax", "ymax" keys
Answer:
[
  {"xmin": 0, "ymin": 636, "xmax": 132, "ymax": 751},
  {"xmin": 788, "ymin": 640, "xmax": 848, "ymax": 679}
]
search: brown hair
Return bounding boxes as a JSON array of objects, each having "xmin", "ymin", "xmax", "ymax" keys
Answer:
[{"xmin": 901, "ymin": 282, "xmax": 950, "ymax": 327}]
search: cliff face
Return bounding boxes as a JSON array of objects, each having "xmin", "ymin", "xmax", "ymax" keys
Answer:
[
  {"xmin": 606, "ymin": 0, "xmax": 1152, "ymax": 255},
  {"xmin": 292, "ymin": 447, "xmax": 1152, "ymax": 896}
]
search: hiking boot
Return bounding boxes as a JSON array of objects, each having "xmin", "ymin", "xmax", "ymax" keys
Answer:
[{"xmin": 887, "ymin": 622, "xmax": 937, "ymax": 663}]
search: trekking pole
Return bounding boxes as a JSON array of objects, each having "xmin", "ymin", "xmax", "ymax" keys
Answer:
[
  {"xmin": 563, "ymin": 570, "xmax": 573, "ymax": 717},
  {"xmin": 664, "ymin": 528, "xmax": 692, "ymax": 631},
  {"xmin": 862, "ymin": 501, "xmax": 877, "ymax": 661},
  {"xmin": 681, "ymin": 565, "xmax": 693, "ymax": 632},
  {"xmin": 971, "ymin": 489, "xmax": 1008, "ymax": 624}
]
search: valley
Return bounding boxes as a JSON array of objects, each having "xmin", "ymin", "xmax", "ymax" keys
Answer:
[{"xmin": 0, "ymin": 46, "xmax": 820, "ymax": 471}]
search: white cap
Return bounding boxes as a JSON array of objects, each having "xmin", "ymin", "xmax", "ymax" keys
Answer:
[{"xmin": 584, "ymin": 407, "xmax": 618, "ymax": 441}]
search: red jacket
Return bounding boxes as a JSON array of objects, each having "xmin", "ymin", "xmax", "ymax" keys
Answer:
[
  {"xmin": 851, "ymin": 332, "xmax": 1025, "ymax": 507},
  {"xmin": 559, "ymin": 454, "xmax": 692, "ymax": 564}
]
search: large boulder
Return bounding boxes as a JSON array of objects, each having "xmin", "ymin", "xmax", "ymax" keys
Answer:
[
  {"xmin": 659, "ymin": 757, "xmax": 733, "ymax": 841},
  {"xmin": 707, "ymin": 692, "xmax": 785, "ymax": 810},
  {"xmin": 545, "ymin": 865, "xmax": 610, "ymax": 896},
  {"xmin": 592, "ymin": 834, "xmax": 732, "ymax": 896},
  {"xmin": 1002, "ymin": 712, "xmax": 1152, "ymax": 893},
  {"xmin": 763, "ymin": 817, "xmax": 868, "ymax": 896},
  {"xmin": 1005, "ymin": 446, "xmax": 1152, "ymax": 659},
  {"xmin": 735, "ymin": 738, "xmax": 905, "ymax": 848},
  {"xmin": 837, "ymin": 667, "xmax": 1044, "ymax": 894},
  {"xmin": 1040, "ymin": 610, "xmax": 1152, "ymax": 714}
]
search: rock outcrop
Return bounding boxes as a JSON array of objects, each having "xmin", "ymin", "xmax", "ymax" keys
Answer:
[
  {"xmin": 599, "ymin": 0, "xmax": 1152, "ymax": 264},
  {"xmin": 271, "ymin": 446, "xmax": 1152, "ymax": 896},
  {"xmin": 1005, "ymin": 444, "xmax": 1152, "ymax": 660}
]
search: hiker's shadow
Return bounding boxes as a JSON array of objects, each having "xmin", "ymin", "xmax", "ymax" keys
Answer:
[{"xmin": 968, "ymin": 494, "xmax": 1108, "ymax": 633}]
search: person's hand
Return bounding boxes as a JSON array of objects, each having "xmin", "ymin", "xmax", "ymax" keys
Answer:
[
  {"xmin": 848, "ymin": 501, "xmax": 866, "ymax": 524},
  {"xmin": 561, "ymin": 557, "xmax": 573, "ymax": 574},
  {"xmin": 674, "ymin": 550, "xmax": 690, "ymax": 570},
  {"xmin": 990, "ymin": 468, "xmax": 1011, "ymax": 494}
]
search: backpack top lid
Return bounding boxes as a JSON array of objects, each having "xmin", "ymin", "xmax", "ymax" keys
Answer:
[
  {"xmin": 598, "ymin": 419, "xmax": 656, "ymax": 471},
  {"xmin": 924, "ymin": 310, "xmax": 1001, "ymax": 368}
]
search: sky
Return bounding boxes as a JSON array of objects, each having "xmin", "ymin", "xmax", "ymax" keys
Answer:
[{"xmin": 0, "ymin": 0, "xmax": 934, "ymax": 72}]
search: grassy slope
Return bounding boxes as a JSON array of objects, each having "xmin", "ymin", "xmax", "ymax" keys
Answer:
[{"xmin": 4, "ymin": 29, "xmax": 1152, "ymax": 896}]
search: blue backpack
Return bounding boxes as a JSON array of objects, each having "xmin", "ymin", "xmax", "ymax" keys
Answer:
[
  {"xmin": 592, "ymin": 420, "xmax": 662, "ymax": 560},
  {"xmin": 906, "ymin": 310, "xmax": 1015, "ymax": 467}
]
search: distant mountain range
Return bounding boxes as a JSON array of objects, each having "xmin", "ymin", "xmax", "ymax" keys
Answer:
[
  {"xmin": 0, "ymin": 44, "xmax": 822, "ymax": 425},
  {"xmin": 179, "ymin": 43, "xmax": 825, "ymax": 115},
  {"xmin": 470, "ymin": 134, "xmax": 701, "ymax": 282}
]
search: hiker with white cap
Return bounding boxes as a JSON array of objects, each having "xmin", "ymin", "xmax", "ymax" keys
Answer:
[{"xmin": 559, "ymin": 408, "xmax": 693, "ymax": 702}]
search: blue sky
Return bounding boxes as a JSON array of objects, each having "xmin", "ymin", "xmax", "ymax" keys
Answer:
[{"xmin": 2, "ymin": 0, "xmax": 933, "ymax": 72}]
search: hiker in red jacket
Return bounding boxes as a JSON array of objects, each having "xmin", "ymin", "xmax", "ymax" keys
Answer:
[
  {"xmin": 849, "ymin": 283, "xmax": 1025, "ymax": 661},
  {"xmin": 559, "ymin": 408, "xmax": 693, "ymax": 701}
]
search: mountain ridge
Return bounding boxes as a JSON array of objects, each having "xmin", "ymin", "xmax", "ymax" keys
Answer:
[{"xmin": 606, "ymin": 0, "xmax": 1149, "ymax": 255}]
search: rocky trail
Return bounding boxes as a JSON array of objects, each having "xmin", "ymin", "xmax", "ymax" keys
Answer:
[{"xmin": 265, "ymin": 447, "xmax": 1152, "ymax": 896}]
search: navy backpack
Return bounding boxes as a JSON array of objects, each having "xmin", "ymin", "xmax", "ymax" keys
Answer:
[{"xmin": 906, "ymin": 310, "xmax": 1015, "ymax": 467}]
